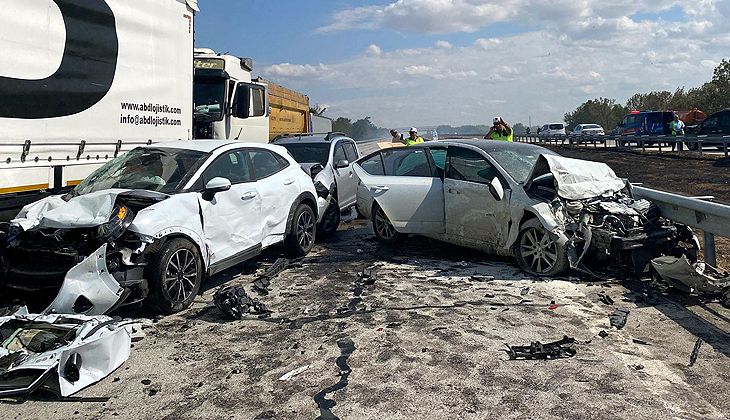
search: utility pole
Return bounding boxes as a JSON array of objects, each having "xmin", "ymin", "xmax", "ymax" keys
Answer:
[{"xmin": 529, "ymin": 116, "xmax": 532, "ymax": 129}]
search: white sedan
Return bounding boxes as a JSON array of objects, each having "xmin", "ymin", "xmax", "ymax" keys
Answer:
[
  {"xmin": 354, "ymin": 140, "xmax": 691, "ymax": 276},
  {"xmin": 1, "ymin": 141, "xmax": 318, "ymax": 314},
  {"xmin": 568, "ymin": 124, "xmax": 605, "ymax": 142}
]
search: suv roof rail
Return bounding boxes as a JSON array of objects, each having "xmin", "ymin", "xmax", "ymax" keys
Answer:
[{"xmin": 271, "ymin": 132, "xmax": 347, "ymax": 142}]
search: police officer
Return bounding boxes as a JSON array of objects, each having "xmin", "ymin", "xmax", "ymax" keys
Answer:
[
  {"xmin": 406, "ymin": 127, "xmax": 425, "ymax": 146},
  {"xmin": 485, "ymin": 117, "xmax": 513, "ymax": 142}
]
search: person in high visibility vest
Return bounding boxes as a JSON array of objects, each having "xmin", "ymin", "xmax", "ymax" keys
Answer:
[
  {"xmin": 670, "ymin": 114, "xmax": 685, "ymax": 151},
  {"xmin": 485, "ymin": 117, "xmax": 513, "ymax": 141},
  {"xmin": 406, "ymin": 127, "xmax": 425, "ymax": 146}
]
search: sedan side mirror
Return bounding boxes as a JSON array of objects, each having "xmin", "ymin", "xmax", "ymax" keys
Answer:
[
  {"xmin": 334, "ymin": 159, "xmax": 349, "ymax": 169},
  {"xmin": 488, "ymin": 177, "xmax": 504, "ymax": 201},
  {"xmin": 202, "ymin": 177, "xmax": 232, "ymax": 201}
]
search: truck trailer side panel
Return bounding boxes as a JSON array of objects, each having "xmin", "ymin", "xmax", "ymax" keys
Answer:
[
  {"xmin": 259, "ymin": 78, "xmax": 310, "ymax": 141},
  {"xmin": 0, "ymin": 0, "xmax": 196, "ymax": 205}
]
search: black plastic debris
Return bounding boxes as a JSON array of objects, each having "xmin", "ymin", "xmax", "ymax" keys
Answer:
[
  {"xmin": 609, "ymin": 308, "xmax": 630, "ymax": 329},
  {"xmin": 252, "ymin": 258, "xmax": 292, "ymax": 296},
  {"xmin": 213, "ymin": 284, "xmax": 269, "ymax": 320},
  {"xmin": 632, "ymin": 338, "xmax": 649, "ymax": 346},
  {"xmin": 599, "ymin": 330, "xmax": 609, "ymax": 338},
  {"xmin": 598, "ymin": 293, "xmax": 614, "ymax": 305},
  {"xmin": 505, "ymin": 336, "xmax": 577, "ymax": 360},
  {"xmin": 688, "ymin": 339, "xmax": 703, "ymax": 367}
]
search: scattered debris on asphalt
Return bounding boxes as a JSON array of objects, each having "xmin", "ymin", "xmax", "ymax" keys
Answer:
[
  {"xmin": 688, "ymin": 338, "xmax": 704, "ymax": 367},
  {"xmin": 598, "ymin": 293, "xmax": 615, "ymax": 305},
  {"xmin": 633, "ymin": 364, "xmax": 645, "ymax": 371},
  {"xmin": 598, "ymin": 330, "xmax": 609, "ymax": 338},
  {"xmin": 252, "ymin": 257, "xmax": 293, "ymax": 296},
  {"xmin": 652, "ymin": 256, "xmax": 730, "ymax": 306},
  {"xmin": 609, "ymin": 308, "xmax": 630, "ymax": 329},
  {"xmin": 632, "ymin": 338, "xmax": 649, "ymax": 346},
  {"xmin": 0, "ymin": 308, "xmax": 133, "ymax": 398},
  {"xmin": 278, "ymin": 365, "xmax": 311, "ymax": 381},
  {"xmin": 505, "ymin": 336, "xmax": 577, "ymax": 360},
  {"xmin": 213, "ymin": 284, "xmax": 269, "ymax": 320}
]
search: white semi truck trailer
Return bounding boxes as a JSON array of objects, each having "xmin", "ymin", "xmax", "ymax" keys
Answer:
[{"xmin": 0, "ymin": 0, "xmax": 197, "ymax": 211}]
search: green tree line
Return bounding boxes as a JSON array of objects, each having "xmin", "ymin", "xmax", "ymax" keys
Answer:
[
  {"xmin": 564, "ymin": 59, "xmax": 730, "ymax": 131},
  {"xmin": 331, "ymin": 116, "xmax": 391, "ymax": 141}
]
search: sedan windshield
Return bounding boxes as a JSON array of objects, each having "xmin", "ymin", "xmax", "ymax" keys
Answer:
[
  {"xmin": 73, "ymin": 148, "xmax": 207, "ymax": 196},
  {"xmin": 281, "ymin": 143, "xmax": 330, "ymax": 165},
  {"xmin": 489, "ymin": 148, "xmax": 558, "ymax": 183}
]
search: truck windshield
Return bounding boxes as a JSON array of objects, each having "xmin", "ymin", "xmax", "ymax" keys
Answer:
[
  {"xmin": 72, "ymin": 148, "xmax": 207, "ymax": 196},
  {"xmin": 281, "ymin": 144, "xmax": 330, "ymax": 165},
  {"xmin": 194, "ymin": 78, "xmax": 226, "ymax": 121}
]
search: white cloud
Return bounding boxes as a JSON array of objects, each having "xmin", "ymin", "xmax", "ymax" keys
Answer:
[
  {"xmin": 266, "ymin": 0, "xmax": 729, "ymax": 127},
  {"xmin": 366, "ymin": 44, "xmax": 382, "ymax": 56}
]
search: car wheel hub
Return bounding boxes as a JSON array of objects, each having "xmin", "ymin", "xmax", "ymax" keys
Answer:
[
  {"xmin": 164, "ymin": 249, "xmax": 197, "ymax": 303},
  {"xmin": 520, "ymin": 227, "xmax": 558, "ymax": 274},
  {"xmin": 375, "ymin": 207, "xmax": 395, "ymax": 239},
  {"xmin": 297, "ymin": 211, "xmax": 314, "ymax": 248}
]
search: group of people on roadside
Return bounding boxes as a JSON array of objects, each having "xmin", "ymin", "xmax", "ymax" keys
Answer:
[{"xmin": 389, "ymin": 117, "xmax": 514, "ymax": 147}]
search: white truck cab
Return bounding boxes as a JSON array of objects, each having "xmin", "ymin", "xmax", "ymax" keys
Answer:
[{"xmin": 193, "ymin": 49, "xmax": 270, "ymax": 142}]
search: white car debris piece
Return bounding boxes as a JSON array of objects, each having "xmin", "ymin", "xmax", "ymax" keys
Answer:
[
  {"xmin": 652, "ymin": 255, "xmax": 730, "ymax": 294},
  {"xmin": 1, "ymin": 141, "xmax": 319, "ymax": 315},
  {"xmin": 354, "ymin": 139, "xmax": 697, "ymax": 277},
  {"xmin": 0, "ymin": 308, "xmax": 133, "ymax": 398},
  {"xmin": 278, "ymin": 364, "xmax": 312, "ymax": 381}
]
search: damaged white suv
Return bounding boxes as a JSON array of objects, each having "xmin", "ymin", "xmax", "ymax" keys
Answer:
[
  {"xmin": 0, "ymin": 141, "xmax": 318, "ymax": 314},
  {"xmin": 354, "ymin": 140, "xmax": 696, "ymax": 277}
]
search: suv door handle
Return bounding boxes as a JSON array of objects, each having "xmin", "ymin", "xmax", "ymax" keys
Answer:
[
  {"xmin": 241, "ymin": 192, "xmax": 257, "ymax": 200},
  {"xmin": 284, "ymin": 178, "xmax": 295, "ymax": 186},
  {"xmin": 371, "ymin": 186, "xmax": 389, "ymax": 193}
]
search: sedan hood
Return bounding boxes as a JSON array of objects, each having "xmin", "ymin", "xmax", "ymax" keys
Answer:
[{"xmin": 524, "ymin": 154, "xmax": 626, "ymax": 200}]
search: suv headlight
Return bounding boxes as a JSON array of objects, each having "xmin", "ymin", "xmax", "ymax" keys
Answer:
[{"xmin": 98, "ymin": 204, "xmax": 134, "ymax": 241}]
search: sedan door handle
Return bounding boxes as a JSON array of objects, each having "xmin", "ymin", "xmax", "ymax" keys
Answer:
[
  {"xmin": 284, "ymin": 178, "xmax": 295, "ymax": 186},
  {"xmin": 241, "ymin": 192, "xmax": 257, "ymax": 200},
  {"xmin": 371, "ymin": 186, "xmax": 389, "ymax": 193}
]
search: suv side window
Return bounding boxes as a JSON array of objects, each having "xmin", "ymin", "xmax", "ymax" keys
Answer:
[
  {"xmin": 382, "ymin": 148, "xmax": 432, "ymax": 177},
  {"xmin": 704, "ymin": 116, "xmax": 718, "ymax": 129},
  {"xmin": 249, "ymin": 149, "xmax": 287, "ymax": 179},
  {"xmin": 333, "ymin": 143, "xmax": 347, "ymax": 163},
  {"xmin": 343, "ymin": 142, "xmax": 358, "ymax": 162},
  {"xmin": 446, "ymin": 147, "xmax": 497, "ymax": 184},
  {"xmin": 203, "ymin": 150, "xmax": 251, "ymax": 185},
  {"xmin": 719, "ymin": 114, "xmax": 730, "ymax": 129}
]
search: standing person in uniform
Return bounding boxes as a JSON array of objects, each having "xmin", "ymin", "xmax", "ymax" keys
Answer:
[
  {"xmin": 669, "ymin": 114, "xmax": 685, "ymax": 151},
  {"xmin": 484, "ymin": 117, "xmax": 513, "ymax": 142},
  {"xmin": 406, "ymin": 127, "xmax": 425, "ymax": 146}
]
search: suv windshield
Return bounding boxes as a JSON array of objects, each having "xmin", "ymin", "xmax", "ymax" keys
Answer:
[
  {"xmin": 489, "ymin": 149, "xmax": 558, "ymax": 183},
  {"xmin": 281, "ymin": 143, "xmax": 330, "ymax": 165},
  {"xmin": 73, "ymin": 148, "xmax": 207, "ymax": 196},
  {"xmin": 194, "ymin": 78, "xmax": 226, "ymax": 121}
]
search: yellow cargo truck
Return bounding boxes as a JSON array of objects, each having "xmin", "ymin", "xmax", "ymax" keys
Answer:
[{"xmin": 193, "ymin": 49, "xmax": 310, "ymax": 142}]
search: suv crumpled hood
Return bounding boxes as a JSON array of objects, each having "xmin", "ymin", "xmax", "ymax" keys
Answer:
[
  {"xmin": 12, "ymin": 189, "xmax": 169, "ymax": 231},
  {"xmin": 524, "ymin": 154, "xmax": 627, "ymax": 200}
]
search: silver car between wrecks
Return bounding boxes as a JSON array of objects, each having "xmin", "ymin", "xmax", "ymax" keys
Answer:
[{"xmin": 354, "ymin": 139, "xmax": 696, "ymax": 276}]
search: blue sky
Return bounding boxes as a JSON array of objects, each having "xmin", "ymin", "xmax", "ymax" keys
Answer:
[{"xmin": 195, "ymin": 0, "xmax": 728, "ymax": 128}]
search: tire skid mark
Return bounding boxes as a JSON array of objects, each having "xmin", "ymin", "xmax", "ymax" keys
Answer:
[{"xmin": 314, "ymin": 337, "xmax": 356, "ymax": 420}]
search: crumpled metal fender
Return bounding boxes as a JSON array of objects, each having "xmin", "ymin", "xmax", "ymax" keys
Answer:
[
  {"xmin": 504, "ymin": 201, "xmax": 569, "ymax": 251},
  {"xmin": 45, "ymin": 244, "xmax": 125, "ymax": 316}
]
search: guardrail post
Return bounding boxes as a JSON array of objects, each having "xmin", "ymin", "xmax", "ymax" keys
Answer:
[
  {"xmin": 699, "ymin": 139, "xmax": 703, "ymax": 157},
  {"xmin": 725, "ymin": 140, "xmax": 728, "ymax": 159},
  {"xmin": 704, "ymin": 231, "xmax": 717, "ymax": 267}
]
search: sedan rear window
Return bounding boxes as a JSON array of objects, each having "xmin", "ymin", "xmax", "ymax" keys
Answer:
[
  {"xmin": 382, "ymin": 149, "xmax": 432, "ymax": 177},
  {"xmin": 359, "ymin": 153, "xmax": 385, "ymax": 176},
  {"xmin": 549, "ymin": 124, "xmax": 564, "ymax": 130}
]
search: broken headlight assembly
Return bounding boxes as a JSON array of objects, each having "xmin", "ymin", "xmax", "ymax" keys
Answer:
[{"xmin": 97, "ymin": 205, "xmax": 134, "ymax": 242}]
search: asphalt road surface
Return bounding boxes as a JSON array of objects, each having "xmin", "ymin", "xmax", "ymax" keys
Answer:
[{"xmin": 3, "ymin": 215, "xmax": 730, "ymax": 419}]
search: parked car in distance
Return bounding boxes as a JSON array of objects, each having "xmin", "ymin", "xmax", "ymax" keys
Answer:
[
  {"xmin": 568, "ymin": 124, "xmax": 605, "ymax": 140},
  {"xmin": 275, "ymin": 132, "xmax": 361, "ymax": 236},
  {"xmin": 686, "ymin": 108, "xmax": 730, "ymax": 150},
  {"xmin": 1, "ymin": 141, "xmax": 318, "ymax": 315},
  {"xmin": 354, "ymin": 139, "xmax": 694, "ymax": 277},
  {"xmin": 538, "ymin": 123, "xmax": 566, "ymax": 138}
]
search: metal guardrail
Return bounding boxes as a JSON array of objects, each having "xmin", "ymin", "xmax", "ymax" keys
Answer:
[
  {"xmin": 629, "ymin": 186, "xmax": 730, "ymax": 267},
  {"xmin": 515, "ymin": 134, "xmax": 730, "ymax": 158}
]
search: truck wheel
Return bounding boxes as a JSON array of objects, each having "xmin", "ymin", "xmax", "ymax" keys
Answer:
[
  {"xmin": 372, "ymin": 203, "xmax": 403, "ymax": 244},
  {"xmin": 146, "ymin": 238, "xmax": 203, "ymax": 314},
  {"xmin": 514, "ymin": 219, "xmax": 568, "ymax": 277},
  {"xmin": 318, "ymin": 201, "xmax": 341, "ymax": 238},
  {"xmin": 285, "ymin": 203, "xmax": 316, "ymax": 257}
]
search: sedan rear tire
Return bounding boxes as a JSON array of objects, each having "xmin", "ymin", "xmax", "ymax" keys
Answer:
[
  {"xmin": 146, "ymin": 238, "xmax": 203, "ymax": 314},
  {"xmin": 372, "ymin": 203, "xmax": 403, "ymax": 244},
  {"xmin": 515, "ymin": 219, "xmax": 568, "ymax": 276}
]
